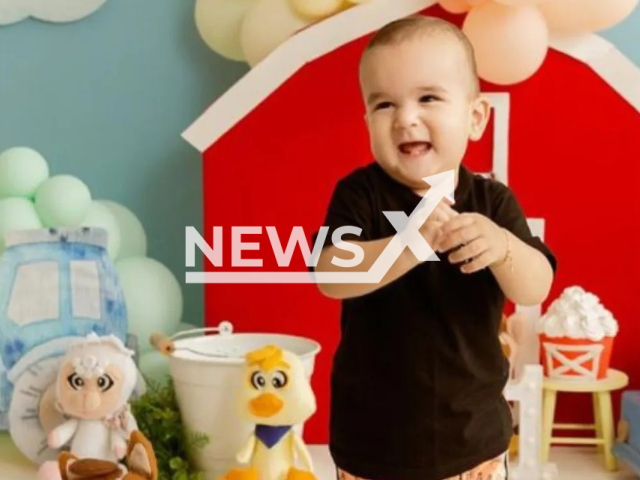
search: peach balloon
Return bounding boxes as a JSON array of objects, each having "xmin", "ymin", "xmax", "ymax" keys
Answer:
[
  {"xmin": 495, "ymin": 0, "xmax": 542, "ymax": 5},
  {"xmin": 538, "ymin": 0, "xmax": 639, "ymax": 34},
  {"xmin": 463, "ymin": 2, "xmax": 548, "ymax": 85},
  {"xmin": 439, "ymin": 0, "xmax": 471, "ymax": 14},
  {"xmin": 241, "ymin": 0, "xmax": 312, "ymax": 66},
  {"xmin": 290, "ymin": 0, "xmax": 343, "ymax": 19}
]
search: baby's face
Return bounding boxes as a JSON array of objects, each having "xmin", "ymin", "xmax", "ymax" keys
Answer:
[{"xmin": 360, "ymin": 34, "xmax": 488, "ymax": 194}]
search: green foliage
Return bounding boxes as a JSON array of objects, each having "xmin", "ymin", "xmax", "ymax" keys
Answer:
[{"xmin": 131, "ymin": 379, "xmax": 209, "ymax": 480}]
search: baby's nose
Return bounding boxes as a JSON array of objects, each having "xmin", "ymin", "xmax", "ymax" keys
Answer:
[{"xmin": 393, "ymin": 106, "xmax": 420, "ymax": 129}]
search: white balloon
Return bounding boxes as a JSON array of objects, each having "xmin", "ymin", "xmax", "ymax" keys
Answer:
[
  {"xmin": 0, "ymin": 0, "xmax": 108, "ymax": 26},
  {"xmin": 195, "ymin": 0, "xmax": 257, "ymax": 61},
  {"xmin": 289, "ymin": 0, "xmax": 342, "ymax": 19},
  {"xmin": 241, "ymin": 0, "xmax": 312, "ymax": 66}
]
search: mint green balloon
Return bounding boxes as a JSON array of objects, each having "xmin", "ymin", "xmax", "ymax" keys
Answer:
[
  {"xmin": 116, "ymin": 257, "xmax": 183, "ymax": 353},
  {"xmin": 139, "ymin": 351, "xmax": 170, "ymax": 386},
  {"xmin": 35, "ymin": 175, "xmax": 92, "ymax": 227},
  {"xmin": 81, "ymin": 201, "xmax": 121, "ymax": 259},
  {"xmin": 100, "ymin": 200, "xmax": 147, "ymax": 260},
  {"xmin": 0, "ymin": 198, "xmax": 43, "ymax": 254},
  {"xmin": 0, "ymin": 147, "xmax": 50, "ymax": 199}
]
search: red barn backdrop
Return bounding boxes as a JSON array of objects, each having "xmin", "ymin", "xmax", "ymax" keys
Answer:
[{"xmin": 187, "ymin": 5, "xmax": 640, "ymax": 444}]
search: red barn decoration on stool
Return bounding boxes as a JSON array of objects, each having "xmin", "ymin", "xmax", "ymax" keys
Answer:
[{"xmin": 182, "ymin": 0, "xmax": 640, "ymax": 470}]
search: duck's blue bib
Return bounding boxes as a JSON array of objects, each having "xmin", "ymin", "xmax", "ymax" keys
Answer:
[{"xmin": 255, "ymin": 425, "xmax": 292, "ymax": 449}]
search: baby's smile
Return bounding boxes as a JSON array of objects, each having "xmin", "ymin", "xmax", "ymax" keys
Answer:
[{"xmin": 397, "ymin": 140, "xmax": 433, "ymax": 159}]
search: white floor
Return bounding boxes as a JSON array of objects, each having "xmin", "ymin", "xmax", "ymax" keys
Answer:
[
  {"xmin": 1, "ymin": 434, "xmax": 638, "ymax": 480},
  {"xmin": 307, "ymin": 445, "xmax": 639, "ymax": 480}
]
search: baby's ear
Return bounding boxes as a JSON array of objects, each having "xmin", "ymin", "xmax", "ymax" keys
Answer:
[
  {"xmin": 469, "ymin": 95, "xmax": 492, "ymax": 142},
  {"xmin": 127, "ymin": 431, "xmax": 158, "ymax": 480}
]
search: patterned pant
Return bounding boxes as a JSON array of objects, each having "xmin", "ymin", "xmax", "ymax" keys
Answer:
[{"xmin": 337, "ymin": 452, "xmax": 509, "ymax": 480}]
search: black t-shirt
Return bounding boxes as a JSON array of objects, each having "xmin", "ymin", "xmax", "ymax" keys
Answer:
[{"xmin": 314, "ymin": 163, "xmax": 557, "ymax": 480}]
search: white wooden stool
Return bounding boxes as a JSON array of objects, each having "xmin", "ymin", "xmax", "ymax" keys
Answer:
[{"xmin": 541, "ymin": 369, "xmax": 629, "ymax": 470}]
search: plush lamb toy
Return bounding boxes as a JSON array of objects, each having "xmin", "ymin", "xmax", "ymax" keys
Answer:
[{"xmin": 37, "ymin": 333, "xmax": 140, "ymax": 480}]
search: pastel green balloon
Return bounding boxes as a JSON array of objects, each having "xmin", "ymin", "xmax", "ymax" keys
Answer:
[
  {"xmin": 116, "ymin": 257, "xmax": 183, "ymax": 353},
  {"xmin": 81, "ymin": 201, "xmax": 121, "ymax": 259},
  {"xmin": 0, "ymin": 147, "xmax": 50, "ymax": 199},
  {"xmin": 100, "ymin": 200, "xmax": 147, "ymax": 260},
  {"xmin": 0, "ymin": 197, "xmax": 43, "ymax": 254},
  {"xmin": 35, "ymin": 175, "xmax": 92, "ymax": 227},
  {"xmin": 139, "ymin": 351, "xmax": 170, "ymax": 386}
]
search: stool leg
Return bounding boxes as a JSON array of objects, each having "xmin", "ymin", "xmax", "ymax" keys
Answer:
[
  {"xmin": 593, "ymin": 392, "xmax": 603, "ymax": 454},
  {"xmin": 598, "ymin": 392, "xmax": 617, "ymax": 471},
  {"xmin": 542, "ymin": 389, "xmax": 557, "ymax": 462}
]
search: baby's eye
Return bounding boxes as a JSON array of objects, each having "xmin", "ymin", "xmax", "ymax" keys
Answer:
[
  {"xmin": 374, "ymin": 101, "xmax": 393, "ymax": 111},
  {"xmin": 420, "ymin": 95, "xmax": 439, "ymax": 103}
]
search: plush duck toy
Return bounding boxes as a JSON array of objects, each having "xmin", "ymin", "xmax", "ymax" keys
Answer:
[{"xmin": 221, "ymin": 345, "xmax": 317, "ymax": 480}]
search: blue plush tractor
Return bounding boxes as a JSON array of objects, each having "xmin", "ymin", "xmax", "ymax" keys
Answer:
[{"xmin": 0, "ymin": 228, "xmax": 132, "ymax": 464}]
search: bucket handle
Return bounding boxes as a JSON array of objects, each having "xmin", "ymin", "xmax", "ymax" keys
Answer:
[{"xmin": 150, "ymin": 321, "xmax": 234, "ymax": 357}]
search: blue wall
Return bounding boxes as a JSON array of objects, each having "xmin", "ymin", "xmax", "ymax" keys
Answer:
[
  {"xmin": 1, "ymin": 1, "xmax": 638, "ymax": 328},
  {"xmin": 0, "ymin": 0, "xmax": 249, "ymax": 328}
]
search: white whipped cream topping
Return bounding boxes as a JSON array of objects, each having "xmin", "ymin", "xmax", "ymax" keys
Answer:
[{"xmin": 537, "ymin": 286, "xmax": 618, "ymax": 341}]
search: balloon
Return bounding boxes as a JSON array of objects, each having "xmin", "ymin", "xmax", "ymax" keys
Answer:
[
  {"xmin": 116, "ymin": 257, "xmax": 183, "ymax": 354},
  {"xmin": 34, "ymin": 175, "xmax": 92, "ymax": 227},
  {"xmin": 290, "ymin": 0, "xmax": 343, "ymax": 19},
  {"xmin": 139, "ymin": 351, "xmax": 171, "ymax": 385},
  {"xmin": 195, "ymin": 0, "xmax": 257, "ymax": 61},
  {"xmin": 0, "ymin": 147, "xmax": 50, "ymax": 199},
  {"xmin": 80, "ymin": 201, "xmax": 121, "ymax": 259},
  {"xmin": 538, "ymin": 0, "xmax": 639, "ymax": 34},
  {"xmin": 463, "ymin": 3, "xmax": 548, "ymax": 85},
  {"xmin": 439, "ymin": 0, "xmax": 471, "ymax": 14},
  {"xmin": 0, "ymin": 198, "xmax": 43, "ymax": 254},
  {"xmin": 495, "ymin": 0, "xmax": 543, "ymax": 5},
  {"xmin": 241, "ymin": 0, "xmax": 312, "ymax": 66},
  {"xmin": 100, "ymin": 200, "xmax": 147, "ymax": 260}
]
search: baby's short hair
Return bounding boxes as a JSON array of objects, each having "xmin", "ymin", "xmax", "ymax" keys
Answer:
[{"xmin": 362, "ymin": 15, "xmax": 480, "ymax": 97}]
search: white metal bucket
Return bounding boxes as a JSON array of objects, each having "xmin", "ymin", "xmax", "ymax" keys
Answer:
[{"xmin": 164, "ymin": 321, "xmax": 321, "ymax": 480}]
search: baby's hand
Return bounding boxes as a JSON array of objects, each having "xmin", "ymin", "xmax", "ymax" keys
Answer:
[
  {"xmin": 418, "ymin": 198, "xmax": 458, "ymax": 251},
  {"xmin": 436, "ymin": 213, "xmax": 508, "ymax": 274}
]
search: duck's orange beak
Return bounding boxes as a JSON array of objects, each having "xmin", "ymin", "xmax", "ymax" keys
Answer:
[{"xmin": 249, "ymin": 393, "xmax": 283, "ymax": 418}]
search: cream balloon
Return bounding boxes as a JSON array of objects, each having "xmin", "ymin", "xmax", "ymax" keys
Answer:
[
  {"xmin": 195, "ymin": 0, "xmax": 257, "ymax": 61},
  {"xmin": 290, "ymin": 0, "xmax": 343, "ymax": 19},
  {"xmin": 463, "ymin": 3, "xmax": 548, "ymax": 85},
  {"xmin": 241, "ymin": 0, "xmax": 312, "ymax": 67},
  {"xmin": 439, "ymin": 0, "xmax": 471, "ymax": 14},
  {"xmin": 538, "ymin": 0, "xmax": 639, "ymax": 34}
]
